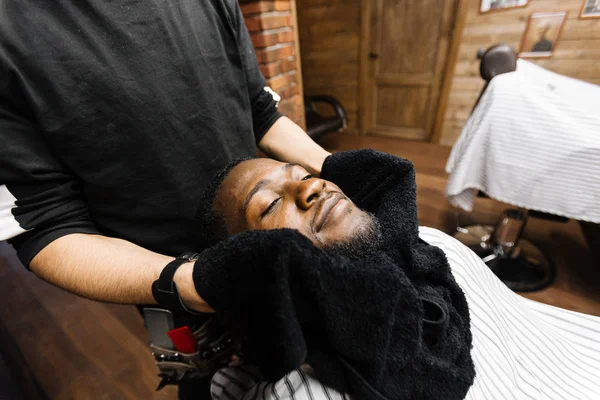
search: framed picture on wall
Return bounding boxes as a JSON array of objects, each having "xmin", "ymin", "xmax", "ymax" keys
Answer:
[
  {"xmin": 580, "ymin": 0, "xmax": 600, "ymax": 19},
  {"xmin": 480, "ymin": 0, "xmax": 528, "ymax": 13},
  {"xmin": 519, "ymin": 12, "xmax": 568, "ymax": 58}
]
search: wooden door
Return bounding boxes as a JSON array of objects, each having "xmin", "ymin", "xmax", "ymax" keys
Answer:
[{"xmin": 360, "ymin": 0, "xmax": 458, "ymax": 140}]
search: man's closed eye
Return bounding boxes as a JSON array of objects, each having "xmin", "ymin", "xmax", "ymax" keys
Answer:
[
  {"xmin": 261, "ymin": 175, "xmax": 312, "ymax": 217},
  {"xmin": 261, "ymin": 198, "xmax": 281, "ymax": 218}
]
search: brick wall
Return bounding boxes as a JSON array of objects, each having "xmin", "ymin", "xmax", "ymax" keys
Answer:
[{"xmin": 240, "ymin": 0, "xmax": 306, "ymax": 129}]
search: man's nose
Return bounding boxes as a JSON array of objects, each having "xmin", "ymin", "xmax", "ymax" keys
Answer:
[{"xmin": 296, "ymin": 179, "xmax": 326, "ymax": 210}]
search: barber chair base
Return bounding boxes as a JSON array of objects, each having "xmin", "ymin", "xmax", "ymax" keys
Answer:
[{"xmin": 454, "ymin": 225, "xmax": 555, "ymax": 292}]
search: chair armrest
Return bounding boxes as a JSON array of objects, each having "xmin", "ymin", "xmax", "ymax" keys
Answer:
[{"xmin": 304, "ymin": 95, "xmax": 348, "ymax": 129}]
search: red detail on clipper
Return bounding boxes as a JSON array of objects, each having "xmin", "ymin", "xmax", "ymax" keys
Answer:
[{"xmin": 167, "ymin": 326, "xmax": 198, "ymax": 353}]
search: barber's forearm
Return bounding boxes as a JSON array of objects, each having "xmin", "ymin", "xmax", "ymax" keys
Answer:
[
  {"xmin": 29, "ymin": 233, "xmax": 212, "ymax": 312},
  {"xmin": 259, "ymin": 116, "xmax": 330, "ymax": 176}
]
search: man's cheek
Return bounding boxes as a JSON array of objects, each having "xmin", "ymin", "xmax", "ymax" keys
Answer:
[
  {"xmin": 268, "ymin": 213, "xmax": 301, "ymax": 231},
  {"xmin": 290, "ymin": 219, "xmax": 319, "ymax": 245}
]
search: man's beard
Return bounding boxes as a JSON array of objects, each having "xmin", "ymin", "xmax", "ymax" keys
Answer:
[{"xmin": 322, "ymin": 212, "xmax": 384, "ymax": 260}]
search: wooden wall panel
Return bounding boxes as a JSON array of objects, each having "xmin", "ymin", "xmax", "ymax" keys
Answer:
[
  {"xmin": 298, "ymin": 0, "xmax": 599, "ymax": 143},
  {"xmin": 439, "ymin": 0, "xmax": 600, "ymax": 146},
  {"xmin": 297, "ymin": 0, "xmax": 361, "ymax": 134}
]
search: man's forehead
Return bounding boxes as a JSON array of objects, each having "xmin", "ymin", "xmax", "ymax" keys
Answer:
[
  {"xmin": 233, "ymin": 159, "xmax": 282, "ymax": 185},
  {"xmin": 216, "ymin": 158, "xmax": 286, "ymax": 229},
  {"xmin": 223, "ymin": 158, "xmax": 283, "ymax": 197}
]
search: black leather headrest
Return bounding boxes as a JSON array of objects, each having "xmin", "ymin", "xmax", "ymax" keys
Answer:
[{"xmin": 479, "ymin": 44, "xmax": 517, "ymax": 82}]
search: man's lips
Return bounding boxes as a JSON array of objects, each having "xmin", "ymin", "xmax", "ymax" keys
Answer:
[{"xmin": 315, "ymin": 192, "xmax": 346, "ymax": 232}]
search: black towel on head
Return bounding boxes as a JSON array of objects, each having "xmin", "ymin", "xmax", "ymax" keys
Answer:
[{"xmin": 193, "ymin": 149, "xmax": 475, "ymax": 400}]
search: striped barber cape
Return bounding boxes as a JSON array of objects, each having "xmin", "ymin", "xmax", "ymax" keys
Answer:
[
  {"xmin": 208, "ymin": 228, "xmax": 600, "ymax": 400},
  {"xmin": 446, "ymin": 60, "xmax": 600, "ymax": 223}
]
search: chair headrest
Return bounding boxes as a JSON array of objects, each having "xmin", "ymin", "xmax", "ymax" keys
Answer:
[{"xmin": 479, "ymin": 44, "xmax": 517, "ymax": 82}]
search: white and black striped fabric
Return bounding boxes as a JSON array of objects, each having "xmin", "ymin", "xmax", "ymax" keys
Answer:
[
  {"xmin": 422, "ymin": 227, "xmax": 600, "ymax": 400},
  {"xmin": 446, "ymin": 60, "xmax": 600, "ymax": 223},
  {"xmin": 210, "ymin": 227, "xmax": 600, "ymax": 400},
  {"xmin": 210, "ymin": 365, "xmax": 349, "ymax": 400}
]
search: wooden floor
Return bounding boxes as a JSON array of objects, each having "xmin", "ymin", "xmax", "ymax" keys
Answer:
[{"xmin": 1, "ymin": 134, "xmax": 598, "ymax": 399}]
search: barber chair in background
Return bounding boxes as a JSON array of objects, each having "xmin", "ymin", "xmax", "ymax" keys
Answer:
[
  {"xmin": 304, "ymin": 95, "xmax": 348, "ymax": 141},
  {"xmin": 452, "ymin": 44, "xmax": 567, "ymax": 292}
]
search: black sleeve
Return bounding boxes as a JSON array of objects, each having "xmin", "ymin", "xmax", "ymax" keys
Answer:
[
  {"xmin": 228, "ymin": 0, "xmax": 282, "ymax": 144},
  {"xmin": 0, "ymin": 66, "xmax": 100, "ymax": 267}
]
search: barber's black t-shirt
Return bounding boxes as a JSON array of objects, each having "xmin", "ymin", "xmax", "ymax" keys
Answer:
[{"xmin": 0, "ymin": 0, "xmax": 281, "ymax": 265}]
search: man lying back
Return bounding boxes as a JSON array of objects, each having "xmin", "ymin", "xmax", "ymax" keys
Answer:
[
  {"xmin": 197, "ymin": 155, "xmax": 383, "ymax": 259},
  {"xmin": 191, "ymin": 149, "xmax": 475, "ymax": 400}
]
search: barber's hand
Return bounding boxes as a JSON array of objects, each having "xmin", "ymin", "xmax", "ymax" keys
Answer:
[
  {"xmin": 321, "ymin": 149, "xmax": 415, "ymax": 211},
  {"xmin": 191, "ymin": 229, "xmax": 315, "ymax": 313},
  {"xmin": 172, "ymin": 229, "xmax": 312, "ymax": 314},
  {"xmin": 173, "ymin": 261, "xmax": 215, "ymax": 313}
]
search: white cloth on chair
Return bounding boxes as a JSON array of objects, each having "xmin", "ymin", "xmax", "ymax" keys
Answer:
[
  {"xmin": 446, "ymin": 59, "xmax": 600, "ymax": 223},
  {"xmin": 209, "ymin": 227, "xmax": 600, "ymax": 400},
  {"xmin": 421, "ymin": 227, "xmax": 600, "ymax": 400}
]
